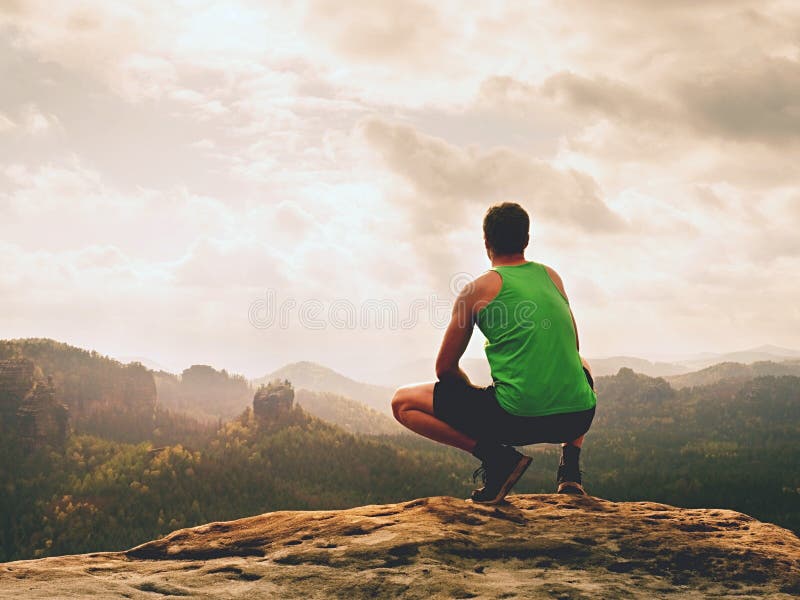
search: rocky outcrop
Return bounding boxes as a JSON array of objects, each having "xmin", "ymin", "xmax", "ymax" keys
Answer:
[
  {"xmin": 253, "ymin": 379, "xmax": 294, "ymax": 422},
  {"xmin": 1, "ymin": 494, "xmax": 798, "ymax": 599},
  {"xmin": 16, "ymin": 377, "xmax": 69, "ymax": 449},
  {"xmin": 0, "ymin": 358, "xmax": 36, "ymax": 425},
  {"xmin": 0, "ymin": 359, "xmax": 68, "ymax": 448},
  {"xmin": 0, "ymin": 340, "xmax": 156, "ymax": 433}
]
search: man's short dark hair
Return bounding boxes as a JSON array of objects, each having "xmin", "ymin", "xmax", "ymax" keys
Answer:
[{"xmin": 483, "ymin": 202, "xmax": 530, "ymax": 255}]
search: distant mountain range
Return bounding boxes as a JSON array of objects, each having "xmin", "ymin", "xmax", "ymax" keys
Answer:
[
  {"xmin": 254, "ymin": 361, "xmax": 394, "ymax": 415},
  {"xmin": 674, "ymin": 345, "xmax": 800, "ymax": 370},
  {"xmin": 113, "ymin": 344, "xmax": 800, "ymax": 389},
  {"xmin": 255, "ymin": 356, "xmax": 800, "ymax": 430},
  {"xmin": 665, "ymin": 359, "xmax": 800, "ymax": 389},
  {"xmin": 115, "ymin": 356, "xmax": 177, "ymax": 374},
  {"xmin": 581, "ymin": 357, "xmax": 688, "ymax": 378},
  {"xmin": 590, "ymin": 345, "xmax": 800, "ymax": 377},
  {"xmin": 13, "ymin": 338, "xmax": 798, "ymax": 439},
  {"xmin": 370, "ymin": 345, "xmax": 800, "ymax": 385}
]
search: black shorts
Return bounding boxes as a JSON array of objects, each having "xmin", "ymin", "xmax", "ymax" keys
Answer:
[{"xmin": 433, "ymin": 368, "xmax": 596, "ymax": 446}]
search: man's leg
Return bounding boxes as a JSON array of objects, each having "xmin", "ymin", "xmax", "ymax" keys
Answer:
[
  {"xmin": 558, "ymin": 438, "xmax": 586, "ymax": 494},
  {"xmin": 391, "ymin": 383, "xmax": 477, "ymax": 453},
  {"xmin": 558, "ymin": 357, "xmax": 593, "ymax": 494},
  {"xmin": 558, "ymin": 428, "xmax": 589, "ymax": 495},
  {"xmin": 551, "ymin": 365, "xmax": 590, "ymax": 493},
  {"xmin": 392, "ymin": 382, "xmax": 532, "ymax": 505}
]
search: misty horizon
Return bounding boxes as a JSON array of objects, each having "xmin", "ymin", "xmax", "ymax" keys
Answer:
[{"xmin": 69, "ymin": 338, "xmax": 800, "ymax": 383}]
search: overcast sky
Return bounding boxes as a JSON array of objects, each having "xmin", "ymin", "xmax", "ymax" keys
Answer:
[{"xmin": 1, "ymin": 1, "xmax": 799, "ymax": 380}]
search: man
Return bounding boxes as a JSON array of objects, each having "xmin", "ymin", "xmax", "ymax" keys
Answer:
[{"xmin": 391, "ymin": 202, "xmax": 597, "ymax": 504}]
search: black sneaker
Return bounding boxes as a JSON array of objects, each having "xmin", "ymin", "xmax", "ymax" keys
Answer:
[
  {"xmin": 469, "ymin": 448, "xmax": 532, "ymax": 505},
  {"xmin": 556, "ymin": 463, "xmax": 587, "ymax": 495}
]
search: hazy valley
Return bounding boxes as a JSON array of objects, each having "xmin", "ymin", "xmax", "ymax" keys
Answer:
[{"xmin": 0, "ymin": 337, "xmax": 798, "ymax": 567}]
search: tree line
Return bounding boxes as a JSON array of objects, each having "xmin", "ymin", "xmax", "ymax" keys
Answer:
[{"xmin": 1, "ymin": 347, "xmax": 798, "ymax": 562}]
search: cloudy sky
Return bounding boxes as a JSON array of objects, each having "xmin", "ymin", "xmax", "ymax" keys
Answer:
[{"xmin": 1, "ymin": 1, "xmax": 799, "ymax": 381}]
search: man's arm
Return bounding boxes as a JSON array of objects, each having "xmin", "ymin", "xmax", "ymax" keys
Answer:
[
  {"xmin": 544, "ymin": 265, "xmax": 580, "ymax": 352},
  {"xmin": 435, "ymin": 277, "xmax": 486, "ymax": 384}
]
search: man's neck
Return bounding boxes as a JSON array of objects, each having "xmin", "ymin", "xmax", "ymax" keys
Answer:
[{"xmin": 491, "ymin": 253, "xmax": 527, "ymax": 267}]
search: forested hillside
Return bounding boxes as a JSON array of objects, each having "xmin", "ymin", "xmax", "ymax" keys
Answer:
[
  {"xmin": 294, "ymin": 388, "xmax": 402, "ymax": 435},
  {"xmin": 0, "ymin": 339, "xmax": 215, "ymax": 444},
  {"xmin": 0, "ymin": 340, "xmax": 394, "ymax": 443},
  {"xmin": 580, "ymin": 369, "xmax": 800, "ymax": 532},
  {"xmin": 0, "ymin": 405, "xmax": 467, "ymax": 561},
  {"xmin": 0, "ymin": 339, "xmax": 156, "ymax": 438},
  {"xmin": 1, "ymin": 342, "xmax": 798, "ymax": 563},
  {"xmin": 154, "ymin": 365, "xmax": 252, "ymax": 422}
]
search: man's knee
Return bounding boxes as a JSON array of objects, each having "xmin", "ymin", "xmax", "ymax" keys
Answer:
[
  {"xmin": 391, "ymin": 387, "xmax": 407, "ymax": 422},
  {"xmin": 391, "ymin": 383, "xmax": 434, "ymax": 424}
]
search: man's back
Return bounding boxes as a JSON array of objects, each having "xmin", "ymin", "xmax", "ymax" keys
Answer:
[{"xmin": 475, "ymin": 260, "xmax": 596, "ymax": 417}]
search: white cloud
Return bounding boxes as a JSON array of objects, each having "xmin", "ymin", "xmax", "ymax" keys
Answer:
[
  {"xmin": 0, "ymin": 112, "xmax": 16, "ymax": 132},
  {"xmin": 189, "ymin": 138, "xmax": 216, "ymax": 150},
  {"xmin": 305, "ymin": 0, "xmax": 447, "ymax": 65},
  {"xmin": 1, "ymin": 0, "xmax": 799, "ymax": 373},
  {"xmin": 361, "ymin": 116, "xmax": 624, "ymax": 233},
  {"xmin": 21, "ymin": 104, "xmax": 60, "ymax": 134}
]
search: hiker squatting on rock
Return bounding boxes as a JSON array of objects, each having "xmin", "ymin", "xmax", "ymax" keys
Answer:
[{"xmin": 391, "ymin": 202, "xmax": 597, "ymax": 504}]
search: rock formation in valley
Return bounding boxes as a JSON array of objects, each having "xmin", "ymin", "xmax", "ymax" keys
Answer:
[
  {"xmin": 0, "ymin": 340, "xmax": 156, "ymax": 436},
  {"xmin": 0, "ymin": 358, "xmax": 68, "ymax": 449},
  {"xmin": 253, "ymin": 378, "xmax": 294, "ymax": 423},
  {"xmin": 16, "ymin": 376, "xmax": 68, "ymax": 449}
]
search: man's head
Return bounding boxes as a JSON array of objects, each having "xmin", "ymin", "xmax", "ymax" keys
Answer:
[{"xmin": 483, "ymin": 202, "xmax": 530, "ymax": 258}]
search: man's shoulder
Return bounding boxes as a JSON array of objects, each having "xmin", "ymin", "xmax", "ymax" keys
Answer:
[
  {"xmin": 470, "ymin": 270, "xmax": 502, "ymax": 296},
  {"xmin": 539, "ymin": 262, "xmax": 558, "ymax": 279},
  {"xmin": 462, "ymin": 270, "xmax": 503, "ymax": 316},
  {"xmin": 540, "ymin": 264, "xmax": 568, "ymax": 300}
]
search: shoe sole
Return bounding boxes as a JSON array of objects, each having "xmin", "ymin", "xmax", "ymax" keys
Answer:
[
  {"xmin": 557, "ymin": 481, "xmax": 587, "ymax": 495},
  {"xmin": 472, "ymin": 455, "xmax": 532, "ymax": 505}
]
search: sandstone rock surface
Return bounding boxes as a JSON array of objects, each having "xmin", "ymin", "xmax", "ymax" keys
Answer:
[{"xmin": 1, "ymin": 494, "xmax": 798, "ymax": 599}]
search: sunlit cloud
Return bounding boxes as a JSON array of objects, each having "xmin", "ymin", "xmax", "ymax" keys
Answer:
[{"xmin": 1, "ymin": 0, "xmax": 799, "ymax": 378}]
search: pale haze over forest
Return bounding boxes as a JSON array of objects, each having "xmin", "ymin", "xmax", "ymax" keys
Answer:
[{"xmin": 1, "ymin": 1, "xmax": 799, "ymax": 380}]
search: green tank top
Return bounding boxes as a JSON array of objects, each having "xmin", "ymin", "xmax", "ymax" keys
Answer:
[{"xmin": 475, "ymin": 261, "xmax": 597, "ymax": 417}]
